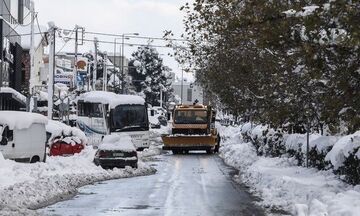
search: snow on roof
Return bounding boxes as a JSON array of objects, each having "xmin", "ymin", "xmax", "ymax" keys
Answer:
[
  {"xmin": 16, "ymin": 25, "xmax": 47, "ymax": 50},
  {"xmin": 78, "ymin": 91, "xmax": 145, "ymax": 108},
  {"xmin": 46, "ymin": 120, "xmax": 87, "ymax": 145},
  {"xmin": 99, "ymin": 134, "xmax": 136, "ymax": 152},
  {"xmin": 0, "ymin": 87, "xmax": 27, "ymax": 103},
  {"xmin": 0, "ymin": 111, "xmax": 48, "ymax": 130}
]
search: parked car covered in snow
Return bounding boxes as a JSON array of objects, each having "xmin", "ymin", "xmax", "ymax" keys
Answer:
[
  {"xmin": 0, "ymin": 111, "xmax": 48, "ymax": 163},
  {"xmin": 46, "ymin": 120, "xmax": 87, "ymax": 156},
  {"xmin": 94, "ymin": 134, "xmax": 138, "ymax": 169}
]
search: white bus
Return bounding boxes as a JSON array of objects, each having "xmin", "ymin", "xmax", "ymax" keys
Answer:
[{"xmin": 76, "ymin": 91, "xmax": 150, "ymax": 150}]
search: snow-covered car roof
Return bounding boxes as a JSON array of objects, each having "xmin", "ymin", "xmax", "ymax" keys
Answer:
[
  {"xmin": 98, "ymin": 134, "xmax": 136, "ymax": 152},
  {"xmin": 78, "ymin": 91, "xmax": 145, "ymax": 108},
  {"xmin": 0, "ymin": 111, "xmax": 48, "ymax": 130},
  {"xmin": 46, "ymin": 120, "xmax": 87, "ymax": 145}
]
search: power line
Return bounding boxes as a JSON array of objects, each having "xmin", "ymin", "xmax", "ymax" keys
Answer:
[
  {"xmin": 61, "ymin": 28, "xmax": 189, "ymax": 42},
  {"xmin": 63, "ymin": 37, "xmax": 184, "ymax": 49},
  {"xmin": 4, "ymin": 10, "xmax": 32, "ymax": 38},
  {"xmin": 35, "ymin": 13, "xmax": 46, "ymax": 51},
  {"xmin": 56, "ymin": 28, "xmax": 76, "ymax": 55}
]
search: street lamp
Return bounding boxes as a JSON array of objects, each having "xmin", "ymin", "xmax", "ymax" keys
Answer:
[{"xmin": 113, "ymin": 33, "xmax": 139, "ymax": 94}]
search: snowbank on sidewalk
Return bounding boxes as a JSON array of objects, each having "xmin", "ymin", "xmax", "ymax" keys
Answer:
[
  {"xmin": 0, "ymin": 147, "xmax": 156, "ymax": 215},
  {"xmin": 219, "ymin": 125, "xmax": 360, "ymax": 215}
]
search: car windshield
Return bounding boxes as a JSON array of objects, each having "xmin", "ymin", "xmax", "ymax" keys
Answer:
[
  {"xmin": 174, "ymin": 110, "xmax": 208, "ymax": 124},
  {"xmin": 111, "ymin": 105, "xmax": 148, "ymax": 132}
]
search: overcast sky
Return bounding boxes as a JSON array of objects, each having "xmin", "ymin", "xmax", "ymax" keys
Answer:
[{"xmin": 34, "ymin": 0, "xmax": 193, "ymax": 80}]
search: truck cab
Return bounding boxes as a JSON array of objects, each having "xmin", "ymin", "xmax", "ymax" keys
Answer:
[{"xmin": 162, "ymin": 104, "xmax": 220, "ymax": 154}]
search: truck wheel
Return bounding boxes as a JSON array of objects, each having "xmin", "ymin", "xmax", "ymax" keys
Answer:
[{"xmin": 215, "ymin": 134, "xmax": 221, "ymax": 153}]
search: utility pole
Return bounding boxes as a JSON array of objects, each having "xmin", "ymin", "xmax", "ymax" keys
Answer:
[
  {"xmin": 73, "ymin": 25, "xmax": 79, "ymax": 90},
  {"xmin": 93, "ymin": 37, "xmax": 98, "ymax": 90},
  {"xmin": 160, "ymin": 89, "xmax": 163, "ymax": 108},
  {"xmin": 113, "ymin": 38, "xmax": 116, "ymax": 92},
  {"xmin": 47, "ymin": 24, "xmax": 56, "ymax": 119},
  {"xmin": 29, "ymin": 1, "xmax": 35, "ymax": 94},
  {"xmin": 181, "ymin": 68, "xmax": 184, "ymax": 104},
  {"xmin": 103, "ymin": 53, "xmax": 108, "ymax": 91},
  {"xmin": 121, "ymin": 35, "xmax": 125, "ymax": 94}
]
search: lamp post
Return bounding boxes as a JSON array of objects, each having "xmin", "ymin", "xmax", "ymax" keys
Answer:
[{"xmin": 113, "ymin": 33, "xmax": 139, "ymax": 94}]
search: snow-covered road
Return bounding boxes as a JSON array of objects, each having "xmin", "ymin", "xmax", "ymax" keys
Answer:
[{"xmin": 40, "ymin": 153, "xmax": 265, "ymax": 216}]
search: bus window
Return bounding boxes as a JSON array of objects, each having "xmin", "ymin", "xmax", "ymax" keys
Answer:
[{"xmin": 78, "ymin": 102, "xmax": 102, "ymax": 117}]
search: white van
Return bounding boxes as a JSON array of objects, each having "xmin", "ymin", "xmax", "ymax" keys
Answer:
[{"xmin": 0, "ymin": 111, "xmax": 48, "ymax": 163}]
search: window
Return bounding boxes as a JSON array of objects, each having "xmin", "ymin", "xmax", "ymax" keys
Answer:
[
  {"xmin": 1, "ymin": 126, "xmax": 13, "ymax": 144},
  {"xmin": 78, "ymin": 102, "xmax": 103, "ymax": 117},
  {"xmin": 174, "ymin": 110, "xmax": 208, "ymax": 124},
  {"xmin": 111, "ymin": 105, "xmax": 148, "ymax": 131},
  {"xmin": 187, "ymin": 88, "xmax": 192, "ymax": 102}
]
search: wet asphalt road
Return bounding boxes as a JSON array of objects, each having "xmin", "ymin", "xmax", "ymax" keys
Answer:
[{"xmin": 41, "ymin": 153, "xmax": 265, "ymax": 216}]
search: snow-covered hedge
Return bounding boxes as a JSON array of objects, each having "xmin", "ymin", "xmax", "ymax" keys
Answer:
[
  {"xmin": 238, "ymin": 122, "xmax": 360, "ymax": 185},
  {"xmin": 326, "ymin": 133, "xmax": 360, "ymax": 185}
]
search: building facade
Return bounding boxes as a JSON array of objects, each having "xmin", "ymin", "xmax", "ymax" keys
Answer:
[
  {"xmin": 172, "ymin": 80, "xmax": 204, "ymax": 105},
  {"xmin": 0, "ymin": 0, "xmax": 31, "ymax": 110}
]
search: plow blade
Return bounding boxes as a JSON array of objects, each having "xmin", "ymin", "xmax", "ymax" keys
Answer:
[{"xmin": 162, "ymin": 135, "xmax": 217, "ymax": 150}]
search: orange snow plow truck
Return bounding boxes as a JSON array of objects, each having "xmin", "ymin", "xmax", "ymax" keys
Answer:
[{"xmin": 162, "ymin": 104, "xmax": 220, "ymax": 154}]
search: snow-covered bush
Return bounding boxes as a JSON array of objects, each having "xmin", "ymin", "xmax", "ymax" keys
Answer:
[
  {"xmin": 285, "ymin": 134, "xmax": 306, "ymax": 165},
  {"xmin": 308, "ymin": 136, "xmax": 339, "ymax": 170},
  {"xmin": 326, "ymin": 133, "xmax": 360, "ymax": 185},
  {"xmin": 250, "ymin": 124, "xmax": 268, "ymax": 154},
  {"xmin": 238, "ymin": 122, "xmax": 360, "ymax": 184},
  {"xmin": 240, "ymin": 122, "xmax": 252, "ymax": 142},
  {"xmin": 263, "ymin": 128, "xmax": 286, "ymax": 157},
  {"xmin": 284, "ymin": 134, "xmax": 322, "ymax": 166}
]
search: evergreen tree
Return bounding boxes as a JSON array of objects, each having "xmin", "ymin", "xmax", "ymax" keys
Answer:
[{"xmin": 129, "ymin": 46, "xmax": 173, "ymax": 106}]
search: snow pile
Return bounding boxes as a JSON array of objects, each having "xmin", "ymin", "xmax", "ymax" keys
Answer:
[
  {"xmin": 0, "ymin": 146, "xmax": 156, "ymax": 215},
  {"xmin": 78, "ymin": 91, "xmax": 145, "ymax": 108},
  {"xmin": 99, "ymin": 134, "xmax": 136, "ymax": 152},
  {"xmin": 219, "ymin": 125, "xmax": 360, "ymax": 215},
  {"xmin": 0, "ymin": 111, "xmax": 48, "ymax": 130},
  {"xmin": 46, "ymin": 120, "xmax": 87, "ymax": 146}
]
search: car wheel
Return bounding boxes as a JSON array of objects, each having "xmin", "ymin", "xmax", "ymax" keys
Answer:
[
  {"xmin": 172, "ymin": 150, "xmax": 179, "ymax": 154},
  {"xmin": 30, "ymin": 156, "xmax": 40, "ymax": 163}
]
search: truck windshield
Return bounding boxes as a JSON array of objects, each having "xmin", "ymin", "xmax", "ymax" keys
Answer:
[
  {"xmin": 110, "ymin": 105, "xmax": 149, "ymax": 132},
  {"xmin": 174, "ymin": 110, "xmax": 208, "ymax": 124}
]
